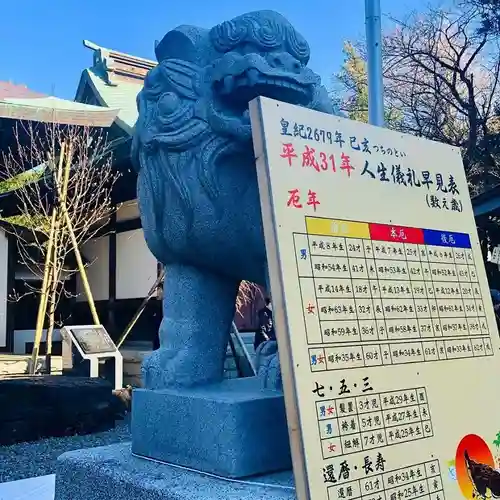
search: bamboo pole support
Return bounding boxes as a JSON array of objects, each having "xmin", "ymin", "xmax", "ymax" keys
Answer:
[
  {"xmin": 30, "ymin": 143, "xmax": 66, "ymax": 374},
  {"xmin": 45, "ymin": 255, "xmax": 58, "ymax": 371},
  {"xmin": 61, "ymin": 209, "xmax": 99, "ymax": 324},
  {"xmin": 45, "ymin": 140, "xmax": 72, "ymax": 367},
  {"xmin": 54, "ymin": 144, "xmax": 100, "ymax": 325},
  {"xmin": 116, "ymin": 268, "xmax": 165, "ymax": 349}
]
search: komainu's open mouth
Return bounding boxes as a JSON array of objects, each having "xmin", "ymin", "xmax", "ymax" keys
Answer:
[{"xmin": 214, "ymin": 68, "xmax": 312, "ymax": 111}]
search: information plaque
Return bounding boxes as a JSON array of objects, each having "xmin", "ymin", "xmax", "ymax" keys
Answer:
[
  {"xmin": 60, "ymin": 325, "xmax": 123, "ymax": 390},
  {"xmin": 69, "ymin": 326, "xmax": 117, "ymax": 355},
  {"xmin": 250, "ymin": 96, "xmax": 499, "ymax": 500}
]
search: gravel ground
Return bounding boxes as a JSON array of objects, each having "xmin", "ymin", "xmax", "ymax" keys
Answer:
[{"xmin": 0, "ymin": 418, "xmax": 131, "ymax": 483}]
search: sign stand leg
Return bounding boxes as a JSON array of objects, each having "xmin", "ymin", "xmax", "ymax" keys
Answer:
[
  {"xmin": 90, "ymin": 359, "xmax": 99, "ymax": 378},
  {"xmin": 114, "ymin": 354, "xmax": 123, "ymax": 391}
]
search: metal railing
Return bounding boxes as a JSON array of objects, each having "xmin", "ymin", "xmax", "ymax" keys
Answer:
[{"xmin": 227, "ymin": 322, "xmax": 256, "ymax": 378}]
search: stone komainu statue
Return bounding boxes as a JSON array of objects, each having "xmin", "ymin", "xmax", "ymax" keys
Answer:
[{"xmin": 132, "ymin": 10, "xmax": 335, "ymax": 390}]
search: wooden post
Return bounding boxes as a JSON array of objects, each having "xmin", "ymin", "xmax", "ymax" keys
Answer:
[{"xmin": 30, "ymin": 143, "xmax": 66, "ymax": 374}]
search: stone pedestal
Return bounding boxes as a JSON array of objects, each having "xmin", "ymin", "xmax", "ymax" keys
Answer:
[
  {"xmin": 54, "ymin": 443, "xmax": 296, "ymax": 500},
  {"xmin": 131, "ymin": 377, "xmax": 292, "ymax": 478}
]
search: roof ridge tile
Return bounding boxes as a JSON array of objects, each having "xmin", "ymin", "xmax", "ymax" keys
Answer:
[{"xmin": 83, "ymin": 40, "xmax": 156, "ymax": 84}]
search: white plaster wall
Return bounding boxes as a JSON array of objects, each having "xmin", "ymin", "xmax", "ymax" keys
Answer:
[
  {"xmin": 0, "ymin": 230, "xmax": 8, "ymax": 348},
  {"xmin": 116, "ymin": 200, "xmax": 140, "ymax": 222},
  {"xmin": 116, "ymin": 229, "xmax": 157, "ymax": 299},
  {"xmin": 13, "ymin": 329, "xmax": 62, "ymax": 355},
  {"xmin": 76, "ymin": 236, "xmax": 110, "ymax": 302}
]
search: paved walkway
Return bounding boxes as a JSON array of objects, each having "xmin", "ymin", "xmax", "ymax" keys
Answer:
[{"xmin": 0, "ymin": 474, "xmax": 54, "ymax": 500}]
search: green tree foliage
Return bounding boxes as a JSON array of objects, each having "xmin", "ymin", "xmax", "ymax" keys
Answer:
[
  {"xmin": 494, "ymin": 430, "xmax": 500, "ymax": 448},
  {"xmin": 333, "ymin": 42, "xmax": 401, "ymax": 127},
  {"xmin": 335, "ymin": 42, "xmax": 369, "ymax": 123}
]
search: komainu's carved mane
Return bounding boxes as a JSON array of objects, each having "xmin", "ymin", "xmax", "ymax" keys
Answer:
[{"xmin": 133, "ymin": 11, "xmax": 334, "ymax": 216}]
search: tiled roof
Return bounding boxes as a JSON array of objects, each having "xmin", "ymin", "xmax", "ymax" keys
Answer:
[
  {"xmin": 76, "ymin": 40, "xmax": 156, "ymax": 134},
  {"xmin": 0, "ymin": 82, "xmax": 45, "ymax": 100},
  {"xmin": 81, "ymin": 69, "xmax": 143, "ymax": 133},
  {"xmin": 0, "ymin": 81, "xmax": 119, "ymax": 127}
]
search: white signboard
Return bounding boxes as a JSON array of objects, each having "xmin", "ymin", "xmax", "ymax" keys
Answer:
[{"xmin": 250, "ymin": 96, "xmax": 499, "ymax": 500}]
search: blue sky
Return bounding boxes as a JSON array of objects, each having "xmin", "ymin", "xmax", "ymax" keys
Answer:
[{"xmin": 0, "ymin": 0, "xmax": 424, "ymax": 100}]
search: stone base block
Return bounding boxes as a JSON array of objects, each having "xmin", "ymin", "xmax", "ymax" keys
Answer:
[
  {"xmin": 131, "ymin": 377, "xmax": 292, "ymax": 478},
  {"xmin": 54, "ymin": 443, "xmax": 296, "ymax": 500}
]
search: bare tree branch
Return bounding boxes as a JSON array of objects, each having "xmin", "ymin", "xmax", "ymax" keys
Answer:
[
  {"xmin": 383, "ymin": 6, "xmax": 500, "ymax": 192},
  {"xmin": 0, "ymin": 122, "xmax": 120, "ymax": 332}
]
